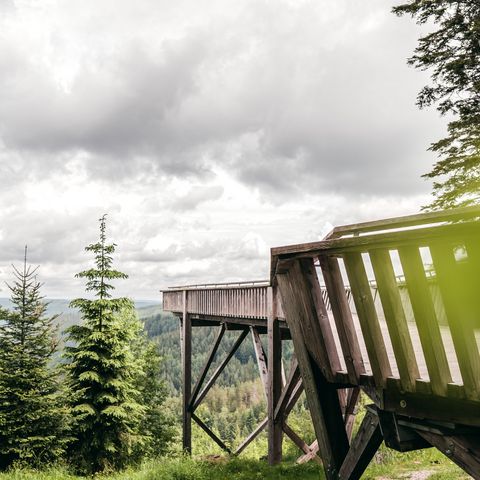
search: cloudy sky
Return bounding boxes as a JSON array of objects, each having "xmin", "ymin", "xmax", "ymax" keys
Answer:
[{"xmin": 0, "ymin": 0, "xmax": 446, "ymax": 300}]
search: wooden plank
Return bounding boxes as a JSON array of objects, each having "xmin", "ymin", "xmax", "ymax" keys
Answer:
[
  {"xmin": 300, "ymin": 258, "xmax": 342, "ymax": 379},
  {"xmin": 383, "ymin": 384, "xmax": 480, "ymax": 426},
  {"xmin": 370, "ymin": 249, "xmax": 419, "ymax": 392},
  {"xmin": 182, "ymin": 290, "xmax": 192, "ymax": 453},
  {"xmin": 399, "ymin": 245, "xmax": 451, "ymax": 396},
  {"xmin": 430, "ymin": 241, "xmax": 480, "ymax": 400},
  {"xmin": 192, "ymin": 329, "xmax": 249, "ymax": 410},
  {"xmin": 338, "ymin": 409, "xmax": 383, "ymax": 480},
  {"xmin": 189, "ymin": 324, "xmax": 226, "ymax": 409},
  {"xmin": 235, "ymin": 417, "xmax": 268, "ymax": 455},
  {"xmin": 326, "ymin": 205, "xmax": 480, "ymax": 239},
  {"xmin": 417, "ymin": 430, "xmax": 480, "ymax": 479},
  {"xmin": 277, "ymin": 263, "xmax": 349, "ymax": 479},
  {"xmin": 192, "ymin": 413, "xmax": 231, "ymax": 454},
  {"xmin": 271, "ymin": 220, "xmax": 480, "ymax": 261},
  {"xmin": 267, "ymin": 286, "xmax": 283, "ymax": 465},
  {"xmin": 251, "ymin": 327, "xmax": 269, "ymax": 400},
  {"xmin": 344, "ymin": 252, "xmax": 392, "ymax": 386},
  {"xmin": 319, "ymin": 255, "xmax": 365, "ymax": 383},
  {"xmin": 283, "ymin": 423, "xmax": 322, "ymax": 466}
]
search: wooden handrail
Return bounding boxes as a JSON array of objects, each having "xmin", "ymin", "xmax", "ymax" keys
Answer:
[
  {"xmin": 272, "ymin": 205, "xmax": 480, "ymax": 406},
  {"xmin": 325, "ymin": 205, "xmax": 480, "ymax": 239}
]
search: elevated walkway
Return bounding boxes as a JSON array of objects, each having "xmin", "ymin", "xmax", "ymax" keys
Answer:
[{"xmin": 163, "ymin": 206, "xmax": 480, "ymax": 479}]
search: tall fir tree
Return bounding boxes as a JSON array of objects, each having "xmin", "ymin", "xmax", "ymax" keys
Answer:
[
  {"xmin": 65, "ymin": 215, "xmax": 144, "ymax": 473},
  {"xmin": 0, "ymin": 247, "xmax": 69, "ymax": 469},
  {"xmin": 393, "ymin": 1, "xmax": 480, "ymax": 209}
]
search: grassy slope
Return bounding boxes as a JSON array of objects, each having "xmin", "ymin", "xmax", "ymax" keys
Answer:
[{"xmin": 0, "ymin": 450, "xmax": 470, "ymax": 480}]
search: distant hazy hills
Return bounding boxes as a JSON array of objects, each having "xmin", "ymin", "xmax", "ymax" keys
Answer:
[{"xmin": 0, "ymin": 298, "xmax": 163, "ymax": 333}]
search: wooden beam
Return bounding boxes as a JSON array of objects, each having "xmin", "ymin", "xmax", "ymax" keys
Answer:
[
  {"xmin": 182, "ymin": 291, "xmax": 192, "ymax": 453},
  {"xmin": 189, "ymin": 324, "xmax": 226, "ymax": 409},
  {"xmin": 325, "ymin": 205, "xmax": 480, "ymax": 240},
  {"xmin": 344, "ymin": 387, "xmax": 361, "ymax": 442},
  {"xmin": 235, "ymin": 417, "xmax": 268, "ymax": 455},
  {"xmin": 338, "ymin": 409, "xmax": 383, "ymax": 480},
  {"xmin": 417, "ymin": 430, "xmax": 480, "ymax": 479},
  {"xmin": 277, "ymin": 262, "xmax": 349, "ymax": 479},
  {"xmin": 284, "ymin": 379, "xmax": 304, "ymax": 417},
  {"xmin": 274, "ymin": 358, "xmax": 300, "ymax": 422},
  {"xmin": 268, "ymin": 286, "xmax": 283, "ymax": 465},
  {"xmin": 283, "ymin": 423, "xmax": 322, "ymax": 466},
  {"xmin": 297, "ymin": 440, "xmax": 319, "ymax": 464},
  {"xmin": 251, "ymin": 327, "xmax": 269, "ymax": 399},
  {"xmin": 192, "ymin": 413, "xmax": 232, "ymax": 454},
  {"xmin": 192, "ymin": 329, "xmax": 249, "ymax": 410}
]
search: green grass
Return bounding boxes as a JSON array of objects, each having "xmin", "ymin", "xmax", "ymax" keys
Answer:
[
  {"xmin": 0, "ymin": 449, "xmax": 470, "ymax": 480},
  {"xmin": 0, "ymin": 458, "xmax": 320, "ymax": 480}
]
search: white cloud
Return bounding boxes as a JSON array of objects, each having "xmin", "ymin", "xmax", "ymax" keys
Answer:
[{"xmin": 0, "ymin": 0, "xmax": 445, "ymax": 298}]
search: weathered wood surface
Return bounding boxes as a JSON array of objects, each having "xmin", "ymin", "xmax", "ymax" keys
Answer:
[
  {"xmin": 166, "ymin": 278, "xmax": 477, "ymax": 397},
  {"xmin": 167, "ymin": 207, "xmax": 480, "ymax": 477}
]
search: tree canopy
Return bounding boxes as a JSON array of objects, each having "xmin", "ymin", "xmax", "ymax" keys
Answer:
[
  {"xmin": 0, "ymin": 248, "xmax": 69, "ymax": 468},
  {"xmin": 65, "ymin": 216, "xmax": 144, "ymax": 473},
  {"xmin": 393, "ymin": 1, "xmax": 480, "ymax": 209}
]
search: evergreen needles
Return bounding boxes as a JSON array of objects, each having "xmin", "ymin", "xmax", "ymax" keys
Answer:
[
  {"xmin": 0, "ymin": 247, "xmax": 69, "ymax": 468},
  {"xmin": 393, "ymin": 1, "xmax": 480, "ymax": 209},
  {"xmin": 64, "ymin": 215, "xmax": 144, "ymax": 473}
]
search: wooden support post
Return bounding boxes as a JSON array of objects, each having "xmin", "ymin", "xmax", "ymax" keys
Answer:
[
  {"xmin": 277, "ymin": 260, "xmax": 350, "ymax": 479},
  {"xmin": 283, "ymin": 423, "xmax": 322, "ymax": 466},
  {"xmin": 338, "ymin": 409, "xmax": 383, "ymax": 480},
  {"xmin": 182, "ymin": 290, "xmax": 192, "ymax": 453},
  {"xmin": 192, "ymin": 413, "xmax": 232, "ymax": 454},
  {"xmin": 268, "ymin": 285, "xmax": 283, "ymax": 465},
  {"xmin": 297, "ymin": 440, "xmax": 319, "ymax": 464},
  {"xmin": 274, "ymin": 358, "xmax": 300, "ymax": 422},
  {"xmin": 344, "ymin": 387, "xmax": 361, "ymax": 442},
  {"xmin": 416, "ymin": 431, "xmax": 480, "ymax": 479},
  {"xmin": 251, "ymin": 327, "xmax": 269, "ymax": 400},
  {"xmin": 190, "ymin": 324, "xmax": 226, "ymax": 408},
  {"xmin": 235, "ymin": 417, "xmax": 268, "ymax": 455},
  {"xmin": 192, "ymin": 329, "xmax": 249, "ymax": 411}
]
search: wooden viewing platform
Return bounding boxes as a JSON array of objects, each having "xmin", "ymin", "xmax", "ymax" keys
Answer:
[{"xmin": 163, "ymin": 206, "xmax": 480, "ymax": 479}]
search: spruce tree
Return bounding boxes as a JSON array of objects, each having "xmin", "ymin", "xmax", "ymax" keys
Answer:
[
  {"xmin": 65, "ymin": 215, "xmax": 144, "ymax": 473},
  {"xmin": 134, "ymin": 339, "xmax": 175, "ymax": 459},
  {"xmin": 393, "ymin": 1, "xmax": 480, "ymax": 209},
  {"xmin": 0, "ymin": 248, "xmax": 69, "ymax": 469}
]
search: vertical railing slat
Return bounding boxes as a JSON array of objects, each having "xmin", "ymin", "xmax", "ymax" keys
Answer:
[
  {"xmin": 319, "ymin": 255, "xmax": 366, "ymax": 383},
  {"xmin": 370, "ymin": 249, "xmax": 419, "ymax": 392},
  {"xmin": 343, "ymin": 252, "xmax": 392, "ymax": 386},
  {"xmin": 398, "ymin": 245, "xmax": 451, "ymax": 396},
  {"xmin": 430, "ymin": 241, "xmax": 480, "ymax": 400}
]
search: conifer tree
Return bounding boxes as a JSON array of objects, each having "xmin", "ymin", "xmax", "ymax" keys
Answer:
[
  {"xmin": 0, "ymin": 248, "xmax": 69, "ymax": 468},
  {"xmin": 393, "ymin": 1, "xmax": 480, "ymax": 209},
  {"xmin": 65, "ymin": 215, "xmax": 144, "ymax": 473}
]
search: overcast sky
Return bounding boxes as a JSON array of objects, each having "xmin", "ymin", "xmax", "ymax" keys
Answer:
[{"xmin": 0, "ymin": 0, "xmax": 446, "ymax": 300}]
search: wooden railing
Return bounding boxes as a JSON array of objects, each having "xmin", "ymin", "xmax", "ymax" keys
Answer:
[
  {"xmin": 162, "ymin": 281, "xmax": 283, "ymax": 319},
  {"xmin": 272, "ymin": 205, "xmax": 480, "ymax": 406},
  {"xmin": 163, "ymin": 281, "xmax": 354, "ymax": 319}
]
